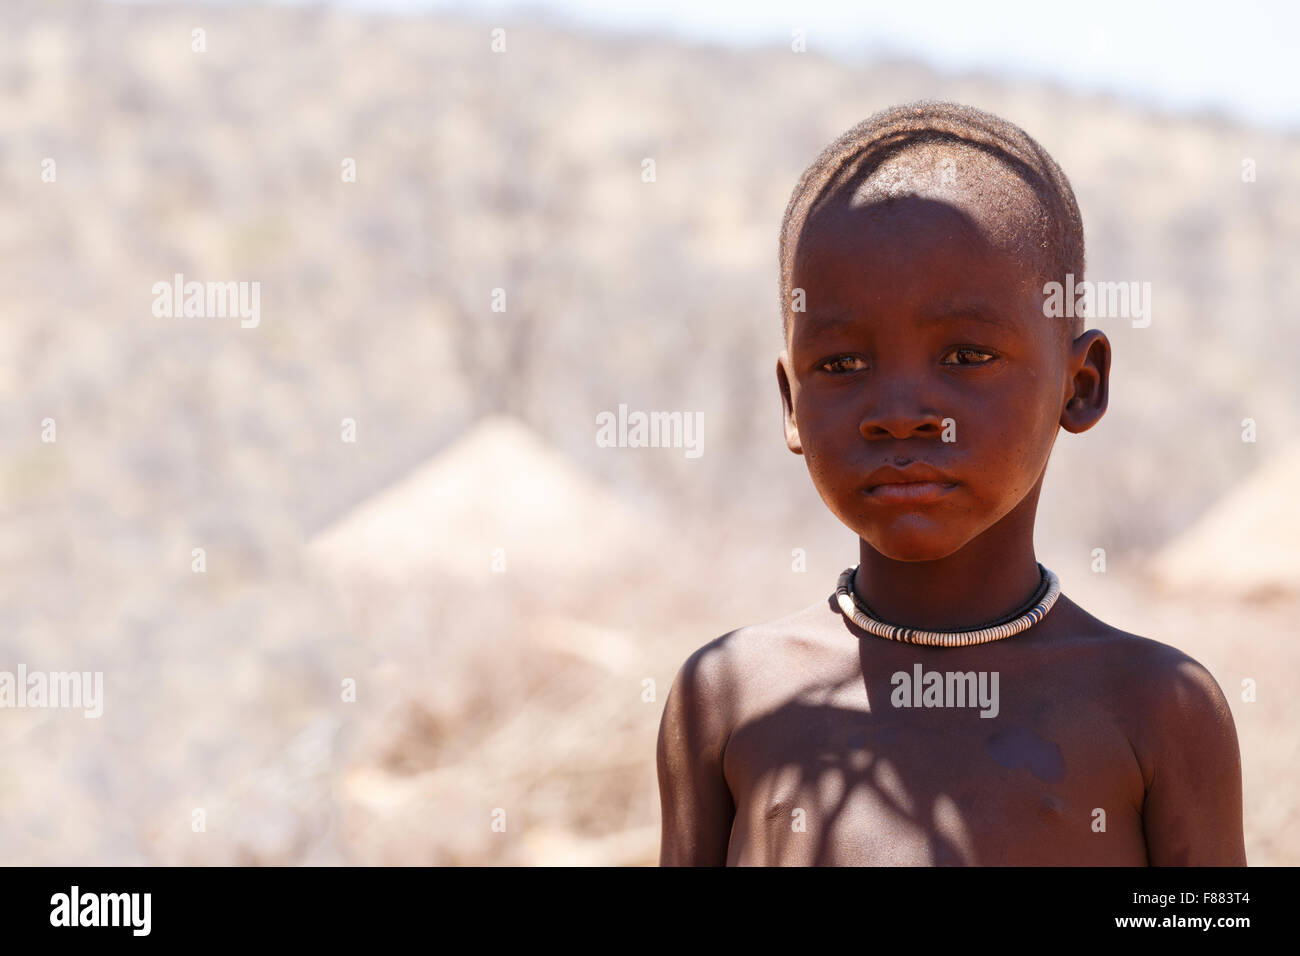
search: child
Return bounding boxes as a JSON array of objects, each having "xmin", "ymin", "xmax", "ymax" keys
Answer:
[{"xmin": 656, "ymin": 102, "xmax": 1246, "ymax": 866}]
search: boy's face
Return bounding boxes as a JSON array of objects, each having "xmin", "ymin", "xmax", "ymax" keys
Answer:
[{"xmin": 778, "ymin": 176, "xmax": 1099, "ymax": 562}]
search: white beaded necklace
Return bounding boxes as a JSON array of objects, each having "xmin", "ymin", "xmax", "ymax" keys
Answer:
[{"xmin": 834, "ymin": 563, "xmax": 1061, "ymax": 647}]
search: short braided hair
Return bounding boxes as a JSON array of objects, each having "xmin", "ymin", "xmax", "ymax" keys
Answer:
[{"xmin": 778, "ymin": 101, "xmax": 1085, "ymax": 338}]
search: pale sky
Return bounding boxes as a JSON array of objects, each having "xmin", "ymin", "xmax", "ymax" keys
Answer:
[{"xmin": 127, "ymin": 0, "xmax": 1300, "ymax": 130}]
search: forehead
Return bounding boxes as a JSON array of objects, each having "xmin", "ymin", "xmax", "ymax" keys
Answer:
[
  {"xmin": 791, "ymin": 146, "xmax": 1051, "ymax": 307},
  {"xmin": 838, "ymin": 144, "xmax": 1048, "ymax": 259},
  {"xmin": 789, "ymin": 192, "xmax": 1055, "ymax": 352},
  {"xmin": 793, "ymin": 197, "xmax": 1043, "ymax": 304}
]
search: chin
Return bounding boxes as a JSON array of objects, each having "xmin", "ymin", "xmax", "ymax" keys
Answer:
[
  {"xmin": 852, "ymin": 516, "xmax": 972, "ymax": 563},
  {"xmin": 868, "ymin": 536, "xmax": 966, "ymax": 562}
]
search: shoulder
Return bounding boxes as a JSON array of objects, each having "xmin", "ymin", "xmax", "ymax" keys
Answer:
[
  {"xmin": 665, "ymin": 603, "xmax": 812, "ymax": 698},
  {"xmin": 1056, "ymin": 602, "xmax": 1236, "ymax": 786},
  {"xmin": 1045, "ymin": 597, "xmax": 1224, "ymax": 692},
  {"xmin": 660, "ymin": 600, "xmax": 835, "ymax": 742},
  {"xmin": 1060, "ymin": 608, "xmax": 1247, "ymax": 863},
  {"xmin": 1073, "ymin": 611, "xmax": 1230, "ymax": 717},
  {"xmin": 1123, "ymin": 636, "xmax": 1236, "ymax": 771},
  {"xmin": 677, "ymin": 598, "xmax": 835, "ymax": 676}
]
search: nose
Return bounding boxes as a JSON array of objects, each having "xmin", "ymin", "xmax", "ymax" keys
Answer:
[{"xmin": 858, "ymin": 379, "xmax": 946, "ymax": 440}]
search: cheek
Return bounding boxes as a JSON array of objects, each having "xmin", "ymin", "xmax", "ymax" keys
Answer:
[
  {"xmin": 793, "ymin": 390, "xmax": 840, "ymax": 447},
  {"xmin": 796, "ymin": 403, "xmax": 855, "ymax": 470},
  {"xmin": 964, "ymin": 374, "xmax": 1058, "ymax": 489},
  {"xmin": 798, "ymin": 427, "xmax": 860, "ymax": 501},
  {"xmin": 802, "ymin": 438, "xmax": 844, "ymax": 485}
]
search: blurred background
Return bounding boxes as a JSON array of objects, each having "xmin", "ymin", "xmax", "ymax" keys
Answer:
[{"xmin": 1, "ymin": 0, "xmax": 1296, "ymax": 865}]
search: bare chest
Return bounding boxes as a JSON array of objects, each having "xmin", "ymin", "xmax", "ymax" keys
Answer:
[{"xmin": 722, "ymin": 673, "xmax": 1146, "ymax": 865}]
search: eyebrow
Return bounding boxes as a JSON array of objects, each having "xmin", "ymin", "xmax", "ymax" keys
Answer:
[
  {"xmin": 917, "ymin": 304, "xmax": 1020, "ymax": 330},
  {"xmin": 800, "ymin": 303, "xmax": 1021, "ymax": 336}
]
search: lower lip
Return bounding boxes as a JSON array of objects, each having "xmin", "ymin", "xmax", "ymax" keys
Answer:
[{"xmin": 863, "ymin": 481, "xmax": 958, "ymax": 504}]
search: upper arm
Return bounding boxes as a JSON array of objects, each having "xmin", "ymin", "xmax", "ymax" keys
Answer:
[
  {"xmin": 656, "ymin": 639, "xmax": 738, "ymax": 866},
  {"xmin": 1137, "ymin": 652, "xmax": 1246, "ymax": 866}
]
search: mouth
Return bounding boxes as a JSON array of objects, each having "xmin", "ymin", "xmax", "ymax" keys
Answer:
[
  {"xmin": 862, "ymin": 480, "xmax": 958, "ymax": 505},
  {"xmin": 860, "ymin": 462, "xmax": 959, "ymax": 505}
]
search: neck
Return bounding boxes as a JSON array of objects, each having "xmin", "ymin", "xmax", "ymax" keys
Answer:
[{"xmin": 854, "ymin": 484, "xmax": 1044, "ymax": 631}]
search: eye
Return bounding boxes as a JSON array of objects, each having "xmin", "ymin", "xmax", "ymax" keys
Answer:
[
  {"xmin": 941, "ymin": 347, "xmax": 996, "ymax": 366},
  {"xmin": 816, "ymin": 355, "xmax": 868, "ymax": 374}
]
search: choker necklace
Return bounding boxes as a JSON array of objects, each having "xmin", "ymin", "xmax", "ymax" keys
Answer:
[{"xmin": 834, "ymin": 563, "xmax": 1061, "ymax": 647}]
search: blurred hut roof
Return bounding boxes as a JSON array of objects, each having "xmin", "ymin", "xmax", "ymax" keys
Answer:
[
  {"xmin": 1149, "ymin": 444, "xmax": 1300, "ymax": 600},
  {"xmin": 307, "ymin": 414, "xmax": 652, "ymax": 598}
]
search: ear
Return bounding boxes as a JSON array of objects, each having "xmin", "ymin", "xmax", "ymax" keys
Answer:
[
  {"xmin": 777, "ymin": 351, "xmax": 803, "ymax": 455},
  {"xmin": 1060, "ymin": 329, "xmax": 1110, "ymax": 434}
]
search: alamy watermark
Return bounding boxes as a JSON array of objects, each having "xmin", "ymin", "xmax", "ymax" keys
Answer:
[
  {"xmin": 152, "ymin": 273, "xmax": 260, "ymax": 328},
  {"xmin": 50, "ymin": 886, "xmax": 150, "ymax": 936},
  {"xmin": 0, "ymin": 665, "xmax": 103, "ymax": 718},
  {"xmin": 1043, "ymin": 274, "xmax": 1151, "ymax": 328},
  {"xmin": 891, "ymin": 664, "xmax": 999, "ymax": 718},
  {"xmin": 595, "ymin": 404, "xmax": 703, "ymax": 459}
]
